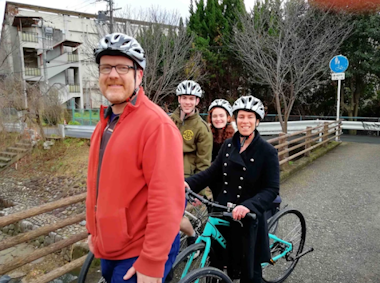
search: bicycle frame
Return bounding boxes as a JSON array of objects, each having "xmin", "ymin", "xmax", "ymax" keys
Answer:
[
  {"xmin": 182, "ymin": 216, "xmax": 229, "ymax": 277},
  {"xmin": 182, "ymin": 216, "xmax": 293, "ymax": 278}
]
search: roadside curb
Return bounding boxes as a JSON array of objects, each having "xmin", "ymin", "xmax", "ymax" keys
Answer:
[{"xmin": 280, "ymin": 141, "xmax": 342, "ymax": 183}]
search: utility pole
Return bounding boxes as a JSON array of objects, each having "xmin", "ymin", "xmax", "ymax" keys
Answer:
[
  {"xmin": 41, "ymin": 18, "xmax": 49, "ymax": 85},
  {"xmin": 109, "ymin": 0, "xmax": 114, "ymax": 33},
  {"xmin": 96, "ymin": 0, "xmax": 120, "ymax": 33}
]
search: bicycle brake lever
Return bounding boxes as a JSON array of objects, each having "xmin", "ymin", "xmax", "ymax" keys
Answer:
[{"xmin": 233, "ymin": 219, "xmax": 243, "ymax": 227}]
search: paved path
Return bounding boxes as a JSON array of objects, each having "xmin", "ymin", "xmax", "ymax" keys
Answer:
[
  {"xmin": 279, "ymin": 142, "xmax": 380, "ymax": 282},
  {"xmin": 340, "ymin": 134, "xmax": 380, "ymax": 144}
]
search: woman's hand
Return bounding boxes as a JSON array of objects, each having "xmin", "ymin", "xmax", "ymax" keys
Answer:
[
  {"xmin": 232, "ymin": 205, "xmax": 250, "ymax": 221},
  {"xmin": 184, "ymin": 182, "xmax": 202, "ymax": 206}
]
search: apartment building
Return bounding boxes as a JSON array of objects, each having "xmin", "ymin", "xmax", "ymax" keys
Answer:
[{"xmin": 0, "ymin": 1, "xmax": 155, "ymax": 109}]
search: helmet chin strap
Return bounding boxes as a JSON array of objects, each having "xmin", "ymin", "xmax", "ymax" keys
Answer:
[
  {"xmin": 111, "ymin": 62, "xmax": 140, "ymax": 107},
  {"xmin": 239, "ymin": 132, "xmax": 254, "ymax": 149},
  {"xmin": 180, "ymin": 107, "xmax": 195, "ymax": 121}
]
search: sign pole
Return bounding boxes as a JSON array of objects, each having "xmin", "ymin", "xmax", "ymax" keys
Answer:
[
  {"xmin": 336, "ymin": 79, "xmax": 341, "ymax": 141},
  {"xmin": 330, "ymin": 55, "xmax": 348, "ymax": 142}
]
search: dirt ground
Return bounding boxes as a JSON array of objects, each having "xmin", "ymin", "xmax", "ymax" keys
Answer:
[
  {"xmin": 0, "ymin": 137, "xmax": 90, "ymax": 281},
  {"xmin": 1, "ymin": 138, "xmax": 90, "ymax": 194}
]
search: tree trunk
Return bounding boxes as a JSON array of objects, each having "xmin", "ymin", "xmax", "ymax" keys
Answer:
[
  {"xmin": 274, "ymin": 91, "xmax": 287, "ymax": 133},
  {"xmin": 347, "ymin": 109, "xmax": 356, "ymax": 135},
  {"xmin": 35, "ymin": 112, "xmax": 46, "ymax": 141}
]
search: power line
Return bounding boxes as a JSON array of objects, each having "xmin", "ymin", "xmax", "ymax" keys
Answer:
[
  {"xmin": 75, "ymin": 2, "xmax": 97, "ymax": 12},
  {"xmin": 67, "ymin": 0, "xmax": 93, "ymax": 10}
]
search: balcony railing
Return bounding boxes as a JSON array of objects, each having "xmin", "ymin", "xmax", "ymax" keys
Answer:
[
  {"xmin": 24, "ymin": 67, "xmax": 41, "ymax": 77},
  {"xmin": 69, "ymin": 85, "xmax": 80, "ymax": 93},
  {"xmin": 68, "ymin": 53, "xmax": 79, "ymax": 63},
  {"xmin": 22, "ymin": 32, "xmax": 38, "ymax": 43}
]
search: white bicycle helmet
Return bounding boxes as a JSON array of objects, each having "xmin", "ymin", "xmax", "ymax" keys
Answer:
[
  {"xmin": 208, "ymin": 99, "xmax": 233, "ymax": 117},
  {"xmin": 232, "ymin": 95, "xmax": 265, "ymax": 120},
  {"xmin": 94, "ymin": 33, "xmax": 146, "ymax": 70},
  {"xmin": 176, "ymin": 80, "xmax": 203, "ymax": 98}
]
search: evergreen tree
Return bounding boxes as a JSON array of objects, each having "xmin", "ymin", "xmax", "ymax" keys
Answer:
[
  {"xmin": 188, "ymin": 0, "xmax": 247, "ymax": 107},
  {"xmin": 340, "ymin": 14, "xmax": 380, "ymax": 120}
]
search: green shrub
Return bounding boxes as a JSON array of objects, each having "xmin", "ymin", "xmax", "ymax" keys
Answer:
[{"xmin": 68, "ymin": 121, "xmax": 81, "ymax": 125}]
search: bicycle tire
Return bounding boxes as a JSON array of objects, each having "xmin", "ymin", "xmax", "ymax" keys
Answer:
[
  {"xmin": 180, "ymin": 204, "xmax": 209, "ymax": 251},
  {"xmin": 261, "ymin": 209, "xmax": 306, "ymax": 283},
  {"xmin": 166, "ymin": 242, "xmax": 210, "ymax": 282},
  {"xmin": 77, "ymin": 252, "xmax": 105, "ymax": 283},
  {"xmin": 178, "ymin": 267, "xmax": 233, "ymax": 283}
]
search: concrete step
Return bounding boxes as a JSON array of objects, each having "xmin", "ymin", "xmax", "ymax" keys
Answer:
[
  {"xmin": 8, "ymin": 147, "xmax": 28, "ymax": 152},
  {"xmin": 0, "ymin": 162, "xmax": 7, "ymax": 168},
  {"xmin": 15, "ymin": 142, "xmax": 32, "ymax": 148},
  {"xmin": 0, "ymin": 152, "xmax": 17, "ymax": 157},
  {"xmin": 0, "ymin": 156, "xmax": 11, "ymax": 162}
]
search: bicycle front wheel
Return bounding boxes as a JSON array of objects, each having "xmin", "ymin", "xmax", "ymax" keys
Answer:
[
  {"xmin": 166, "ymin": 242, "xmax": 211, "ymax": 282},
  {"xmin": 178, "ymin": 267, "xmax": 233, "ymax": 283},
  {"xmin": 261, "ymin": 209, "xmax": 306, "ymax": 283}
]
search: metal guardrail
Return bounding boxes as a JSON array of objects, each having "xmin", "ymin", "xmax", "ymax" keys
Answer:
[
  {"xmin": 258, "ymin": 120, "xmax": 380, "ymax": 136},
  {"xmin": 62, "ymin": 120, "xmax": 380, "ymax": 139},
  {"xmin": 266, "ymin": 121, "xmax": 341, "ymax": 167},
  {"xmin": 342, "ymin": 121, "xmax": 380, "ymax": 131}
]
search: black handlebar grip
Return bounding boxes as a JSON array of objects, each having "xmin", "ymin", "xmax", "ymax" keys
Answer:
[{"xmin": 222, "ymin": 212, "xmax": 256, "ymax": 220}]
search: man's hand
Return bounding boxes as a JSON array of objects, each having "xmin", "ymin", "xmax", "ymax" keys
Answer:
[
  {"xmin": 87, "ymin": 234, "xmax": 94, "ymax": 254},
  {"xmin": 124, "ymin": 266, "xmax": 161, "ymax": 283},
  {"xmin": 232, "ymin": 205, "xmax": 250, "ymax": 221}
]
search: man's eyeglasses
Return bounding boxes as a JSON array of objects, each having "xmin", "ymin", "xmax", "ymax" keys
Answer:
[{"xmin": 99, "ymin": 64, "xmax": 135, "ymax": 74}]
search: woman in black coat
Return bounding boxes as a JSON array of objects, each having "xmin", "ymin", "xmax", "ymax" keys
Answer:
[{"xmin": 185, "ymin": 95, "xmax": 280, "ymax": 283}]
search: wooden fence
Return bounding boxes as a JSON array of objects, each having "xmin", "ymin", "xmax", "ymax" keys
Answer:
[
  {"xmin": 0, "ymin": 193, "xmax": 87, "ymax": 283},
  {"xmin": 0, "ymin": 121, "xmax": 341, "ymax": 281},
  {"xmin": 267, "ymin": 121, "xmax": 341, "ymax": 169}
]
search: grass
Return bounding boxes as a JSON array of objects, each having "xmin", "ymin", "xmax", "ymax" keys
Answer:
[
  {"xmin": 73, "ymin": 110, "xmax": 100, "ymax": 121},
  {"xmin": 0, "ymin": 132, "xmax": 22, "ymax": 149},
  {"xmin": 4, "ymin": 138, "xmax": 90, "ymax": 179}
]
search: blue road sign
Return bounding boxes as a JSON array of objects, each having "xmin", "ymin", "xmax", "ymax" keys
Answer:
[{"xmin": 330, "ymin": 55, "xmax": 349, "ymax": 73}]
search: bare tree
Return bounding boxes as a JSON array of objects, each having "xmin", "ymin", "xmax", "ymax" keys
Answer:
[
  {"xmin": 83, "ymin": 5, "xmax": 205, "ymax": 106},
  {"xmin": 0, "ymin": 76, "xmax": 66, "ymax": 140},
  {"xmin": 233, "ymin": 0, "xmax": 352, "ymax": 132}
]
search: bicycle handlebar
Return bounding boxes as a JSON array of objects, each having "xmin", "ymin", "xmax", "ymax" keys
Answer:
[{"xmin": 185, "ymin": 187, "xmax": 256, "ymax": 220}]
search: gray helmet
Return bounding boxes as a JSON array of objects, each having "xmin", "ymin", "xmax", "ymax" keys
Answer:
[
  {"xmin": 208, "ymin": 99, "xmax": 233, "ymax": 116},
  {"xmin": 232, "ymin": 95, "xmax": 265, "ymax": 120},
  {"xmin": 94, "ymin": 33, "xmax": 146, "ymax": 70},
  {"xmin": 176, "ymin": 80, "xmax": 203, "ymax": 98}
]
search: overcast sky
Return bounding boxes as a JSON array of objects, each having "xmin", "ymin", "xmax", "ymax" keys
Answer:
[{"xmin": 0, "ymin": 0, "xmax": 259, "ymax": 30}]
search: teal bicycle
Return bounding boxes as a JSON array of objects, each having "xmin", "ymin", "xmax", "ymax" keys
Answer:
[{"xmin": 167, "ymin": 189, "xmax": 313, "ymax": 283}]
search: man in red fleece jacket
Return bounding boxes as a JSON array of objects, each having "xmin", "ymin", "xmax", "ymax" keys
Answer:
[{"xmin": 86, "ymin": 33, "xmax": 185, "ymax": 283}]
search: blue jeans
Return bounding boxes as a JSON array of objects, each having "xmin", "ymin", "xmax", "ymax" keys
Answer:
[{"xmin": 101, "ymin": 233, "xmax": 180, "ymax": 283}]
